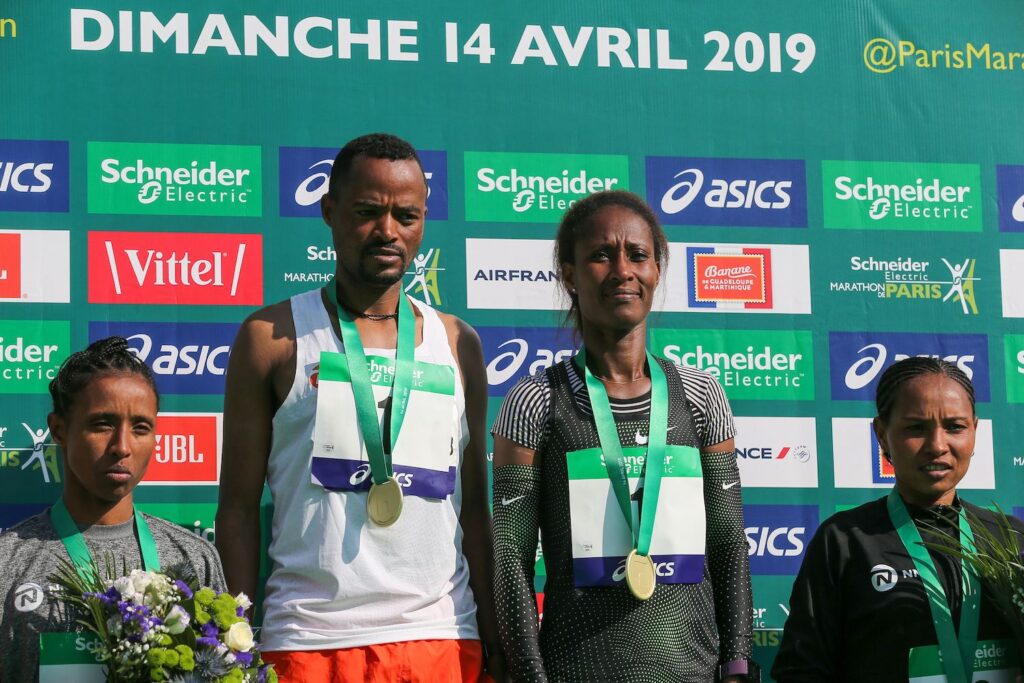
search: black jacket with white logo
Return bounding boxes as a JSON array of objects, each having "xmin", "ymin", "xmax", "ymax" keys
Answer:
[{"xmin": 772, "ymin": 496, "xmax": 1024, "ymax": 682}]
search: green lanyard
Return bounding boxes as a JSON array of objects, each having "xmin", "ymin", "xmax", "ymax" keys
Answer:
[
  {"xmin": 887, "ymin": 490, "xmax": 980, "ymax": 683},
  {"xmin": 325, "ymin": 284, "xmax": 415, "ymax": 485},
  {"xmin": 576, "ymin": 347, "xmax": 668, "ymax": 557},
  {"xmin": 50, "ymin": 497, "xmax": 160, "ymax": 581}
]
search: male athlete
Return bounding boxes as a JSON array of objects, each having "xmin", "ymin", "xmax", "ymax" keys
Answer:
[{"xmin": 217, "ymin": 133, "xmax": 502, "ymax": 681}]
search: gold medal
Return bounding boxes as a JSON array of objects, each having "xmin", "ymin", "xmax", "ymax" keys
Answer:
[
  {"xmin": 625, "ymin": 549, "xmax": 657, "ymax": 600},
  {"xmin": 367, "ymin": 477, "xmax": 403, "ymax": 527}
]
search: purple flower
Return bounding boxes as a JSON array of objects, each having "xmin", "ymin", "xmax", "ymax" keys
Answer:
[
  {"xmin": 174, "ymin": 579, "xmax": 193, "ymax": 599},
  {"xmin": 197, "ymin": 621, "xmax": 220, "ymax": 648},
  {"xmin": 236, "ymin": 606, "xmax": 245, "ymax": 617},
  {"xmin": 234, "ymin": 651, "xmax": 254, "ymax": 667}
]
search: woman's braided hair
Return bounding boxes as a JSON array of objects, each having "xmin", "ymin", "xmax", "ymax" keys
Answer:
[
  {"xmin": 874, "ymin": 356, "xmax": 975, "ymax": 421},
  {"xmin": 48, "ymin": 336, "xmax": 159, "ymax": 417}
]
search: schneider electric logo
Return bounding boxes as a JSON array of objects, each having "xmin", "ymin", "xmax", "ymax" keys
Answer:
[
  {"xmin": 651, "ymin": 328, "xmax": 814, "ymax": 401},
  {"xmin": 646, "ymin": 156, "xmax": 806, "ymax": 228},
  {"xmin": 87, "ymin": 142, "xmax": 262, "ymax": 217},
  {"xmin": 464, "ymin": 151, "xmax": 627, "ymax": 222},
  {"xmin": 822, "ymin": 161, "xmax": 980, "ymax": 231}
]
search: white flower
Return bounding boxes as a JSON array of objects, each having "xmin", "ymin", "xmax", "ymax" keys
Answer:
[
  {"xmin": 235, "ymin": 592, "xmax": 253, "ymax": 611},
  {"xmin": 224, "ymin": 622, "xmax": 254, "ymax": 651},
  {"xmin": 106, "ymin": 615, "xmax": 123, "ymax": 636},
  {"xmin": 164, "ymin": 605, "xmax": 190, "ymax": 635},
  {"xmin": 113, "ymin": 576, "xmax": 136, "ymax": 601}
]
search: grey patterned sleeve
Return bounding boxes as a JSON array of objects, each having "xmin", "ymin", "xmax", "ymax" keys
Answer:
[
  {"xmin": 700, "ymin": 449, "xmax": 754, "ymax": 665},
  {"xmin": 491, "ymin": 374, "xmax": 552, "ymax": 450},
  {"xmin": 492, "ymin": 464, "xmax": 548, "ymax": 683}
]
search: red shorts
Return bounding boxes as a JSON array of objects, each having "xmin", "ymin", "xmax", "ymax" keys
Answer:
[{"xmin": 263, "ymin": 639, "xmax": 493, "ymax": 683}]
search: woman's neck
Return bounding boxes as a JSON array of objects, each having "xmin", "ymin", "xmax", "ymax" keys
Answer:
[
  {"xmin": 579, "ymin": 324, "xmax": 649, "ymax": 383},
  {"xmin": 61, "ymin": 487, "xmax": 134, "ymax": 527}
]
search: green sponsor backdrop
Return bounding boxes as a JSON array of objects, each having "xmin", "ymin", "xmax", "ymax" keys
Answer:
[{"xmin": 3, "ymin": 2, "xmax": 1024, "ymax": 678}]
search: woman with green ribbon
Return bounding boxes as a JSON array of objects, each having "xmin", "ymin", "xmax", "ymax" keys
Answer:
[
  {"xmin": 0, "ymin": 337, "xmax": 227, "ymax": 683},
  {"xmin": 491, "ymin": 191, "xmax": 756, "ymax": 682},
  {"xmin": 773, "ymin": 357, "xmax": 1024, "ymax": 682}
]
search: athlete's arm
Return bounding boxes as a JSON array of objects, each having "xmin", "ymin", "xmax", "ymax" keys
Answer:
[
  {"xmin": 216, "ymin": 302, "xmax": 293, "ymax": 605},
  {"xmin": 444, "ymin": 315, "xmax": 506, "ymax": 679}
]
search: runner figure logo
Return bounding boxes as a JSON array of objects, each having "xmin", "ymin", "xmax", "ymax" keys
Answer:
[
  {"xmin": 941, "ymin": 257, "xmax": 979, "ymax": 315},
  {"xmin": 405, "ymin": 248, "xmax": 444, "ymax": 306},
  {"xmin": 18, "ymin": 423, "xmax": 61, "ymax": 483}
]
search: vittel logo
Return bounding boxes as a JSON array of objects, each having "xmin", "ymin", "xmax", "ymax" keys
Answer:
[
  {"xmin": 829, "ymin": 331, "xmax": 989, "ymax": 401},
  {"xmin": 646, "ymin": 157, "xmax": 806, "ymax": 228},
  {"xmin": 88, "ymin": 232, "xmax": 262, "ymax": 305},
  {"xmin": 478, "ymin": 327, "xmax": 576, "ymax": 396},
  {"xmin": 0, "ymin": 140, "xmax": 69, "ymax": 212}
]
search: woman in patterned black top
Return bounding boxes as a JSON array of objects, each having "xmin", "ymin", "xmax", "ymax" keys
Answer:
[{"xmin": 491, "ymin": 191, "xmax": 755, "ymax": 683}]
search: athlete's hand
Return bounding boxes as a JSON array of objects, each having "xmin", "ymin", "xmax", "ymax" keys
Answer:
[{"xmin": 484, "ymin": 650, "xmax": 509, "ymax": 682}]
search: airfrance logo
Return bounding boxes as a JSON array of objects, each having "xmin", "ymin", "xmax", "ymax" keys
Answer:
[
  {"xmin": 278, "ymin": 146, "xmax": 448, "ymax": 220},
  {"xmin": 87, "ymin": 142, "xmax": 261, "ymax": 217},
  {"xmin": 89, "ymin": 321, "xmax": 237, "ymax": 395},
  {"xmin": 744, "ymin": 504, "xmax": 819, "ymax": 575},
  {"xmin": 0, "ymin": 230, "xmax": 71, "ymax": 303},
  {"xmin": 997, "ymin": 165, "xmax": 1024, "ymax": 232},
  {"xmin": 478, "ymin": 326, "xmax": 576, "ymax": 397},
  {"xmin": 0, "ymin": 139, "xmax": 69, "ymax": 212},
  {"xmin": 822, "ymin": 160, "xmax": 981, "ymax": 231},
  {"xmin": 829, "ymin": 331, "xmax": 990, "ymax": 401},
  {"xmin": 646, "ymin": 157, "xmax": 806, "ymax": 228}
]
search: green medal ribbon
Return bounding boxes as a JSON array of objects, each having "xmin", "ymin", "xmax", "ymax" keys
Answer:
[
  {"xmin": 50, "ymin": 498, "xmax": 160, "ymax": 581},
  {"xmin": 887, "ymin": 490, "xmax": 980, "ymax": 683},
  {"xmin": 325, "ymin": 284, "xmax": 415, "ymax": 485},
  {"xmin": 576, "ymin": 347, "xmax": 668, "ymax": 557}
]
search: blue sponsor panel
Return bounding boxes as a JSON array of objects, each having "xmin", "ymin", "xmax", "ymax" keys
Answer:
[
  {"xmin": 0, "ymin": 139, "xmax": 69, "ymax": 212},
  {"xmin": 310, "ymin": 458, "xmax": 456, "ymax": 499},
  {"xmin": 645, "ymin": 156, "xmax": 806, "ymax": 228},
  {"xmin": 478, "ymin": 326, "xmax": 577, "ymax": 397},
  {"xmin": 278, "ymin": 146, "xmax": 448, "ymax": 220},
  {"xmin": 828, "ymin": 331, "xmax": 990, "ymax": 402},
  {"xmin": 573, "ymin": 553, "xmax": 705, "ymax": 588},
  {"xmin": 0, "ymin": 502, "xmax": 48, "ymax": 532},
  {"xmin": 996, "ymin": 165, "xmax": 1024, "ymax": 233},
  {"xmin": 1014, "ymin": 507, "xmax": 1024, "ymax": 521},
  {"xmin": 88, "ymin": 321, "xmax": 237, "ymax": 395},
  {"xmin": 744, "ymin": 504, "xmax": 819, "ymax": 575}
]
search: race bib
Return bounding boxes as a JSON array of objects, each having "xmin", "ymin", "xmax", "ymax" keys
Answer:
[
  {"xmin": 908, "ymin": 638, "xmax": 1019, "ymax": 682},
  {"xmin": 310, "ymin": 350, "xmax": 457, "ymax": 499},
  {"xmin": 38, "ymin": 632, "xmax": 105, "ymax": 682},
  {"xmin": 566, "ymin": 444, "xmax": 705, "ymax": 587}
]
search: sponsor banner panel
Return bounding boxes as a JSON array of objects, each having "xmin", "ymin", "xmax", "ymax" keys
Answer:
[
  {"xmin": 87, "ymin": 141, "xmax": 262, "ymax": 217},
  {"xmin": 0, "ymin": 230, "xmax": 71, "ymax": 303},
  {"xmin": 831, "ymin": 417, "xmax": 994, "ymax": 489},
  {"xmin": 464, "ymin": 152, "xmax": 628, "ymax": 223},
  {"xmin": 653, "ymin": 328, "xmax": 814, "ymax": 400},
  {"xmin": 1000, "ymin": 250, "xmax": 1024, "ymax": 318},
  {"xmin": 661, "ymin": 242, "xmax": 810, "ymax": 314},
  {"xmin": 0, "ymin": 320, "xmax": 70, "ymax": 394},
  {"xmin": 141, "ymin": 413, "xmax": 221, "ymax": 486},
  {"xmin": 88, "ymin": 321, "xmax": 237, "ymax": 395},
  {"xmin": 829, "ymin": 331, "xmax": 990, "ymax": 402},
  {"xmin": 824, "ymin": 249, "xmax": 981, "ymax": 316},
  {"xmin": 1005, "ymin": 335, "xmax": 1024, "ymax": 403},
  {"xmin": 0, "ymin": 502, "xmax": 48, "ymax": 532},
  {"xmin": 734, "ymin": 417, "xmax": 818, "ymax": 488},
  {"xmin": 465, "ymin": 238, "xmax": 562, "ymax": 310},
  {"xmin": 996, "ymin": 165, "xmax": 1024, "ymax": 233},
  {"xmin": 0, "ymin": 139, "xmax": 69, "ymax": 213},
  {"xmin": 744, "ymin": 504, "xmax": 819, "ymax": 575},
  {"xmin": 478, "ymin": 326, "xmax": 576, "ymax": 397},
  {"xmin": 87, "ymin": 231, "xmax": 263, "ymax": 305},
  {"xmin": 278, "ymin": 146, "xmax": 448, "ymax": 219},
  {"xmin": 822, "ymin": 161, "xmax": 981, "ymax": 231},
  {"xmin": 646, "ymin": 156, "xmax": 807, "ymax": 228}
]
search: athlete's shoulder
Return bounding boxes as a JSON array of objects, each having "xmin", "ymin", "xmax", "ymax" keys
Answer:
[
  {"xmin": 0, "ymin": 510, "xmax": 53, "ymax": 547},
  {"xmin": 818, "ymin": 496, "xmax": 890, "ymax": 536}
]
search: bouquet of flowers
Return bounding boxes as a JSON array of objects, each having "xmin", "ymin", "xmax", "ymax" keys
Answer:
[
  {"xmin": 50, "ymin": 557, "xmax": 276, "ymax": 683},
  {"xmin": 924, "ymin": 506, "xmax": 1024, "ymax": 651}
]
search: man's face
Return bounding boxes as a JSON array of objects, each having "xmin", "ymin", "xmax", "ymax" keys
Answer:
[{"xmin": 321, "ymin": 156, "xmax": 427, "ymax": 287}]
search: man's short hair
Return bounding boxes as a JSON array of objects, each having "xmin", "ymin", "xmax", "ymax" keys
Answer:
[{"xmin": 327, "ymin": 133, "xmax": 424, "ymax": 197}]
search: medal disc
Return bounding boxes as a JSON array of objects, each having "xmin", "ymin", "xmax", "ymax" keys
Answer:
[
  {"xmin": 367, "ymin": 477, "xmax": 403, "ymax": 527},
  {"xmin": 625, "ymin": 549, "xmax": 657, "ymax": 600}
]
